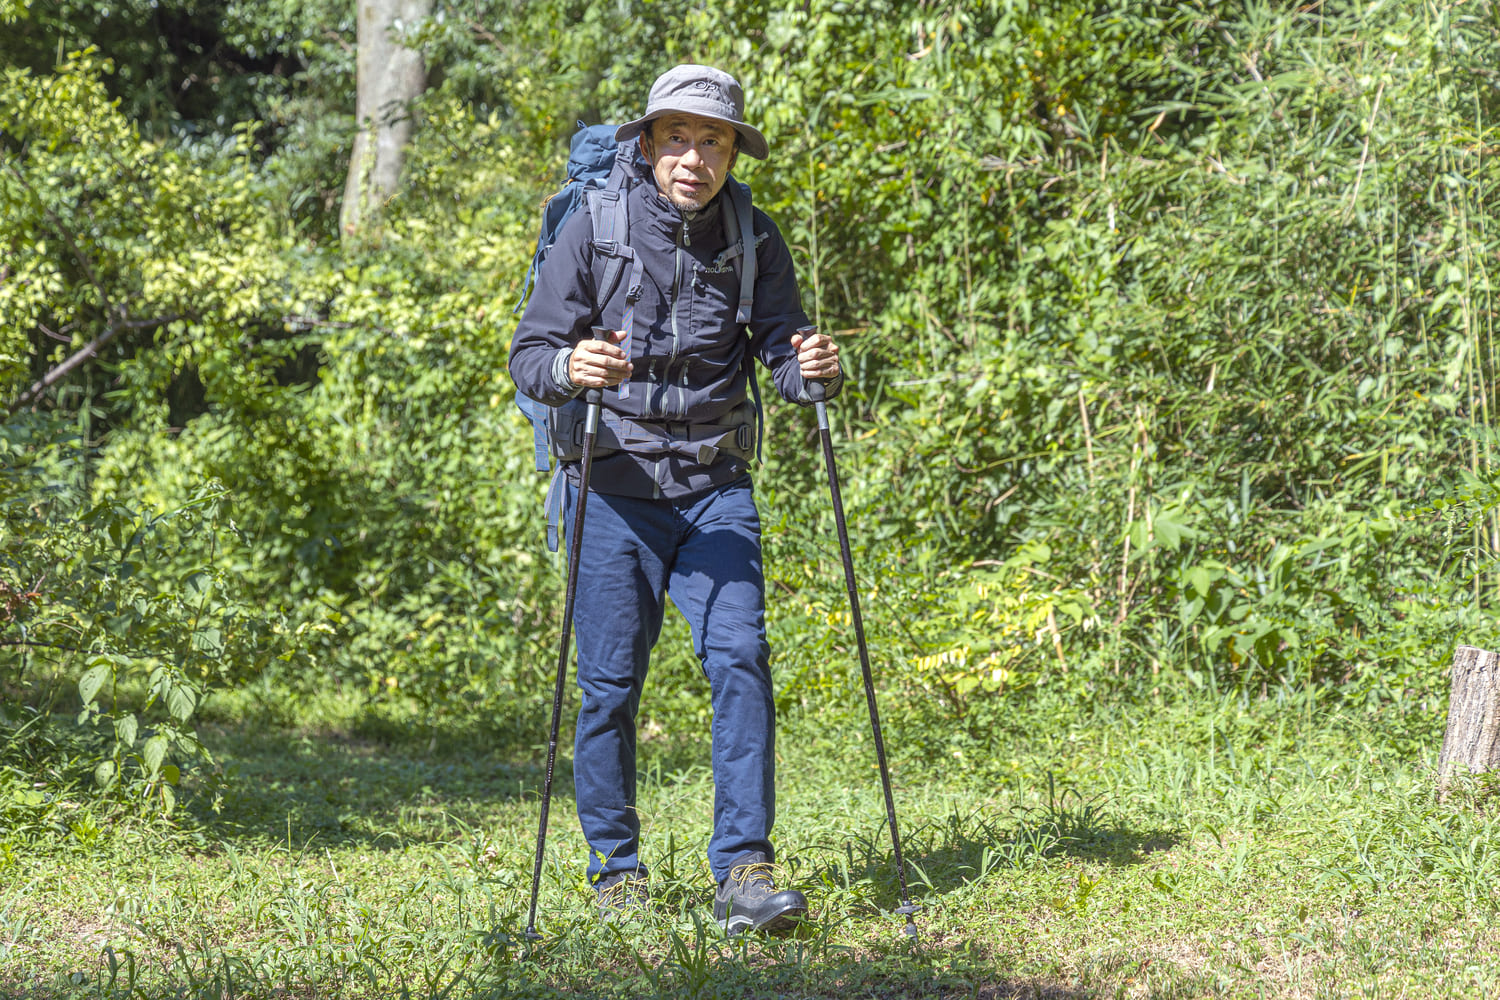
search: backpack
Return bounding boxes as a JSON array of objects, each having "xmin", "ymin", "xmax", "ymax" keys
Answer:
[{"xmin": 514, "ymin": 122, "xmax": 760, "ymax": 551}]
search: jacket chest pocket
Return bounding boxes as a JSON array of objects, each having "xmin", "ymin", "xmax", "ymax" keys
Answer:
[{"xmin": 689, "ymin": 260, "xmax": 739, "ymax": 329}]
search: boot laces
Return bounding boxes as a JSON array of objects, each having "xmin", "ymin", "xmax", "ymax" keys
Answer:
[
  {"xmin": 728, "ymin": 862, "xmax": 782, "ymax": 897},
  {"xmin": 597, "ymin": 872, "xmax": 648, "ymax": 907}
]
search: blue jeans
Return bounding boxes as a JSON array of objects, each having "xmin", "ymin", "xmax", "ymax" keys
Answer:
[{"xmin": 563, "ymin": 476, "xmax": 775, "ymax": 884}]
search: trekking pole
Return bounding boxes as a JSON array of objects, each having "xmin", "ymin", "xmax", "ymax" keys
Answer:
[
  {"xmin": 524, "ymin": 328, "xmax": 611, "ymax": 942},
  {"xmin": 805, "ymin": 360, "xmax": 921, "ymax": 941}
]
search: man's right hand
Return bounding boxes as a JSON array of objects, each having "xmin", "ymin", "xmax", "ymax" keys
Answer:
[{"xmin": 568, "ymin": 329, "xmax": 632, "ymax": 388}]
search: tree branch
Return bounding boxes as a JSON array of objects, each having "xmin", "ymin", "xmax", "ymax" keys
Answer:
[
  {"xmin": 8, "ymin": 316, "xmax": 182, "ymax": 413},
  {"xmin": 0, "ymin": 639, "xmax": 87, "ymax": 654},
  {"xmin": 37, "ymin": 321, "xmax": 74, "ymax": 343}
]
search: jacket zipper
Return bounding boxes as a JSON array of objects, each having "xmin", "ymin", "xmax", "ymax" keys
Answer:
[{"xmin": 664, "ymin": 215, "xmax": 687, "ymax": 419}]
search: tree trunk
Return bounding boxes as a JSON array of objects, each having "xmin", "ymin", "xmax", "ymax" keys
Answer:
[
  {"xmin": 1438, "ymin": 645, "xmax": 1500, "ymax": 792},
  {"xmin": 340, "ymin": 0, "xmax": 433, "ymax": 244}
]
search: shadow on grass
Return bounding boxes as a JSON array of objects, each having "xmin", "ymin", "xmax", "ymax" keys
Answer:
[
  {"xmin": 6, "ymin": 932, "xmax": 1102, "ymax": 1000},
  {"xmin": 799, "ymin": 786, "xmax": 1182, "ymax": 917},
  {"xmin": 188, "ymin": 699, "xmax": 722, "ymax": 852},
  {"xmin": 464, "ymin": 940, "xmax": 1103, "ymax": 1000}
]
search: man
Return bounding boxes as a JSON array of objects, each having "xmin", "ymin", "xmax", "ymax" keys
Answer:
[{"xmin": 508, "ymin": 64, "xmax": 841, "ymax": 934}]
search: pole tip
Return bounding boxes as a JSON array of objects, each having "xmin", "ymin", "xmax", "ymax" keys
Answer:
[{"xmin": 895, "ymin": 902, "xmax": 921, "ymax": 940}]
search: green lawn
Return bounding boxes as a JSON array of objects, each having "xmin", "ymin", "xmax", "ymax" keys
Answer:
[{"xmin": 3, "ymin": 680, "xmax": 1496, "ymax": 999}]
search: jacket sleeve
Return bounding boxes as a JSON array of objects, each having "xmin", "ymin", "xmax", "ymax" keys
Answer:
[
  {"xmin": 508, "ymin": 211, "xmax": 599, "ymax": 406},
  {"xmin": 746, "ymin": 209, "xmax": 844, "ymax": 405}
]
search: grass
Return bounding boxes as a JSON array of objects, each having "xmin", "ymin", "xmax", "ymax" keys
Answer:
[{"xmin": 2, "ymin": 674, "xmax": 1498, "ymax": 999}]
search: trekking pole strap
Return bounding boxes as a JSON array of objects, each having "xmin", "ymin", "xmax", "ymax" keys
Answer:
[{"xmin": 544, "ymin": 467, "xmax": 566, "ymax": 553}]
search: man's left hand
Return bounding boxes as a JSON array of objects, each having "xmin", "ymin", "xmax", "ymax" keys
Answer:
[{"xmin": 790, "ymin": 330, "xmax": 840, "ymax": 382}]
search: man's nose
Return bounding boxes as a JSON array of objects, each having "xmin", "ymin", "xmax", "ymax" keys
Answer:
[{"xmin": 680, "ymin": 145, "xmax": 705, "ymax": 168}]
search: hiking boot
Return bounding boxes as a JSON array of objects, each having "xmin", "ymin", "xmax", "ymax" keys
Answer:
[
  {"xmin": 595, "ymin": 871, "xmax": 650, "ymax": 920},
  {"xmin": 712, "ymin": 853, "xmax": 807, "ymax": 935}
]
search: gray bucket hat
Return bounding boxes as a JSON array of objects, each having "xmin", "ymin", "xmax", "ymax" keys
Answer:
[{"xmin": 615, "ymin": 64, "xmax": 769, "ymax": 160}]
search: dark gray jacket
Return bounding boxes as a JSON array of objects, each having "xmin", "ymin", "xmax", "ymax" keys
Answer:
[{"xmin": 509, "ymin": 157, "xmax": 840, "ymax": 499}]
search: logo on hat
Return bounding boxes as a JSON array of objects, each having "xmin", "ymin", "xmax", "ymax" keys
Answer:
[{"xmin": 691, "ymin": 79, "xmax": 734, "ymax": 116}]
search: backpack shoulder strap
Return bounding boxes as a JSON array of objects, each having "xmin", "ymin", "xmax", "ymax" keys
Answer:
[
  {"xmin": 720, "ymin": 179, "xmax": 756, "ymax": 325},
  {"xmin": 721, "ymin": 179, "xmax": 761, "ymax": 459},
  {"xmin": 587, "ymin": 186, "xmax": 631, "ymax": 305},
  {"xmin": 586, "ymin": 182, "xmax": 643, "ymax": 400}
]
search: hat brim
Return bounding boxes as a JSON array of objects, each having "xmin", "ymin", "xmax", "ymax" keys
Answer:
[{"xmin": 616, "ymin": 108, "xmax": 769, "ymax": 160}]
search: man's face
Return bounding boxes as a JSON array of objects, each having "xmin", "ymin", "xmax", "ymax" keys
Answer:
[{"xmin": 642, "ymin": 114, "xmax": 739, "ymax": 213}]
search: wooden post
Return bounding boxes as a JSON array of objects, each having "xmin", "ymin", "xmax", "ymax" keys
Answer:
[{"xmin": 1438, "ymin": 645, "xmax": 1500, "ymax": 791}]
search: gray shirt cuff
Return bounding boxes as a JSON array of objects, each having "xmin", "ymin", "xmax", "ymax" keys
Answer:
[{"xmin": 551, "ymin": 346, "xmax": 581, "ymax": 397}]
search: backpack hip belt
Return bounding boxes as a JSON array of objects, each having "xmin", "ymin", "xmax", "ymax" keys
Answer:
[
  {"xmin": 538, "ymin": 406, "xmax": 757, "ymax": 552},
  {"xmin": 549, "ymin": 405, "xmax": 757, "ymax": 466}
]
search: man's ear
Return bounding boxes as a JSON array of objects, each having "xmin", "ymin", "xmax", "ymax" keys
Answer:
[
  {"xmin": 728, "ymin": 147, "xmax": 739, "ymax": 174},
  {"xmin": 638, "ymin": 133, "xmax": 653, "ymax": 161}
]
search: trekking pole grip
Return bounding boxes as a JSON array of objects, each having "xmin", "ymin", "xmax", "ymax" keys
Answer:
[
  {"xmin": 808, "ymin": 379, "xmax": 832, "ymax": 433},
  {"xmin": 798, "ymin": 325, "xmax": 831, "ymax": 417},
  {"xmin": 587, "ymin": 326, "xmax": 613, "ymax": 410}
]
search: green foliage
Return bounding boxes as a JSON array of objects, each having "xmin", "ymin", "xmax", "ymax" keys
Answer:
[
  {"xmin": 1, "ymin": 415, "xmax": 297, "ymax": 818},
  {"xmin": 0, "ymin": 0, "xmax": 353, "ymax": 163},
  {"xmin": 6, "ymin": 0, "xmax": 1500, "ymax": 824},
  {"xmin": 739, "ymin": 0, "xmax": 1500, "ymax": 711}
]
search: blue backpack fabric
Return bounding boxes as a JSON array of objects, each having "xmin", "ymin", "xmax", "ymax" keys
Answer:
[
  {"xmin": 514, "ymin": 122, "xmax": 760, "ymax": 551},
  {"xmin": 514, "ymin": 123, "xmax": 623, "ymax": 312}
]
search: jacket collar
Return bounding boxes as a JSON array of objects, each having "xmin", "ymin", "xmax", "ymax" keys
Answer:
[{"xmin": 631, "ymin": 178, "xmax": 724, "ymax": 243}]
